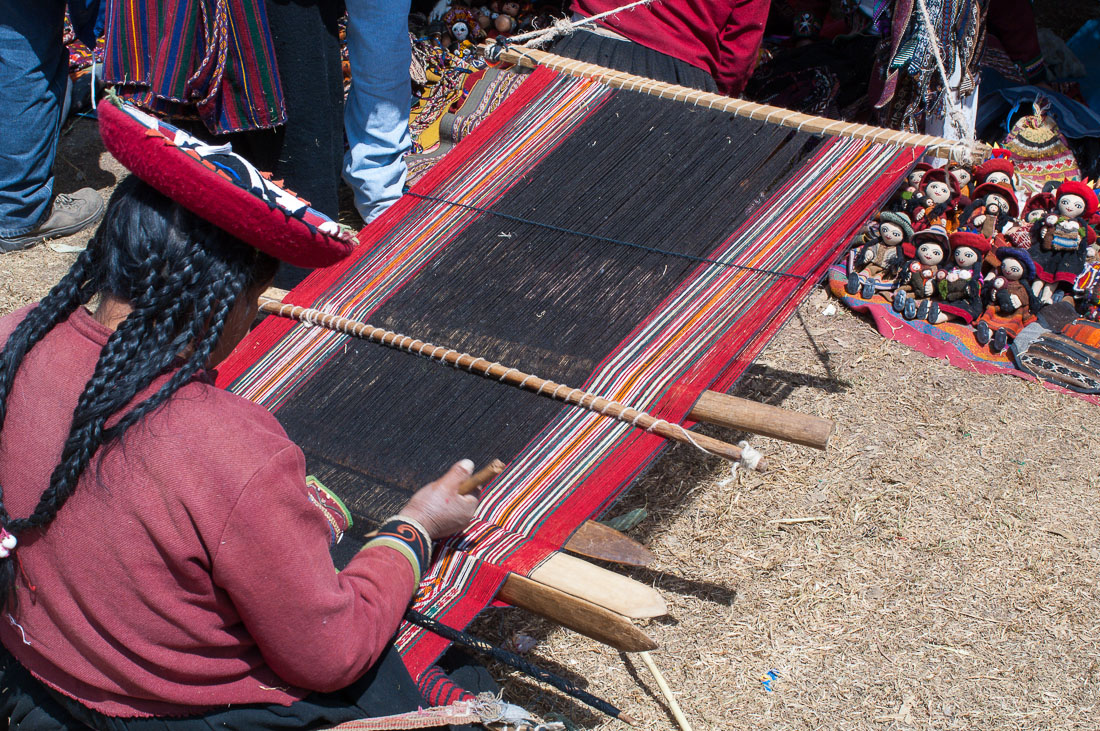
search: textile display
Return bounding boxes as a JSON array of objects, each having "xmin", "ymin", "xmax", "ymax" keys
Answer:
[
  {"xmin": 406, "ymin": 65, "xmax": 529, "ymax": 185},
  {"xmin": 828, "ymin": 266, "xmax": 1100, "ymax": 405},
  {"xmin": 217, "ymin": 65, "xmax": 916, "ymax": 678}
]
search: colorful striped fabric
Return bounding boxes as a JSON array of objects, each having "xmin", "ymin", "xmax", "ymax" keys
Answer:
[
  {"xmin": 217, "ymin": 65, "xmax": 918, "ymax": 677},
  {"xmin": 103, "ymin": 0, "xmax": 286, "ymax": 134}
]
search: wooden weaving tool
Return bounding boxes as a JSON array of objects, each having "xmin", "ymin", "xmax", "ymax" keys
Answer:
[{"xmin": 490, "ymin": 44, "xmax": 991, "ymax": 163}]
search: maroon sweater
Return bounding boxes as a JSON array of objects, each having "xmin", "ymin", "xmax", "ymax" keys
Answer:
[
  {"xmin": 571, "ymin": 0, "xmax": 770, "ymax": 95},
  {"xmin": 0, "ymin": 306, "xmax": 416, "ymax": 717}
]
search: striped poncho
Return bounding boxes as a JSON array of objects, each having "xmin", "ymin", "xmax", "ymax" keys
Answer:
[{"xmin": 103, "ymin": 0, "xmax": 286, "ymax": 134}]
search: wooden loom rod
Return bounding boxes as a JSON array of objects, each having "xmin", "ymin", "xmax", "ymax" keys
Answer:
[
  {"xmin": 493, "ymin": 45, "xmax": 990, "ymax": 162},
  {"xmin": 688, "ymin": 391, "xmax": 834, "ymax": 451},
  {"xmin": 458, "ymin": 459, "xmax": 505, "ymax": 495},
  {"xmin": 498, "ymin": 571, "xmax": 658, "ymax": 653},
  {"xmin": 258, "ymin": 296, "xmax": 762, "ymax": 468}
]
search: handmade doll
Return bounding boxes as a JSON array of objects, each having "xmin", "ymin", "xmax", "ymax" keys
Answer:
[
  {"xmin": 946, "ymin": 161, "xmax": 974, "ymax": 204},
  {"xmin": 962, "ymin": 182, "xmax": 1019, "ymax": 240},
  {"xmin": 975, "ymin": 247, "xmax": 1041, "ymax": 352},
  {"xmin": 494, "ymin": 0, "xmax": 520, "ymax": 31},
  {"xmin": 891, "ymin": 162, "xmax": 932, "ymax": 213},
  {"xmin": 926, "ymin": 231, "xmax": 991, "ymax": 325},
  {"xmin": 906, "ymin": 168, "xmax": 961, "ymax": 231},
  {"xmin": 476, "ymin": 5, "xmax": 494, "ymax": 30},
  {"xmin": 972, "ymin": 156, "xmax": 1016, "ymax": 190},
  {"xmin": 443, "ymin": 6, "xmax": 485, "ymax": 46},
  {"xmin": 845, "ymin": 211, "xmax": 912, "ymax": 299},
  {"xmin": 1030, "ymin": 180, "xmax": 1099, "ymax": 304},
  {"xmin": 893, "ymin": 224, "xmax": 950, "ymax": 320}
]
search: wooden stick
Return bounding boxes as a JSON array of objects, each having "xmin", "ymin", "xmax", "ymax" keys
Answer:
[
  {"xmin": 530, "ymin": 552, "xmax": 666, "ymax": 619},
  {"xmin": 639, "ymin": 652, "xmax": 693, "ymax": 731},
  {"xmin": 492, "ymin": 46, "xmax": 989, "ymax": 162},
  {"xmin": 259, "ymin": 296, "xmax": 763, "ymax": 468},
  {"xmin": 498, "ymin": 572, "xmax": 658, "ymax": 653},
  {"xmin": 566, "ymin": 520, "xmax": 654, "ymax": 567},
  {"xmin": 688, "ymin": 391, "xmax": 835, "ymax": 450},
  {"xmin": 458, "ymin": 459, "xmax": 505, "ymax": 495}
]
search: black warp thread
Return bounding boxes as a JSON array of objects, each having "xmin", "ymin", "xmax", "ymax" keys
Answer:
[
  {"xmin": 406, "ymin": 191, "xmax": 808, "ymax": 280},
  {"xmin": 404, "ymin": 608, "xmax": 626, "ymax": 721},
  {"xmin": 271, "ymin": 89, "xmax": 823, "ymax": 567}
]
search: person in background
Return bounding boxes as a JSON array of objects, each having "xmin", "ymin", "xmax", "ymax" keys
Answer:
[
  {"xmin": 0, "ymin": 0, "xmax": 105, "ymax": 254},
  {"xmin": 554, "ymin": 0, "xmax": 771, "ymax": 96},
  {"xmin": 343, "ymin": 0, "xmax": 415, "ymax": 224}
]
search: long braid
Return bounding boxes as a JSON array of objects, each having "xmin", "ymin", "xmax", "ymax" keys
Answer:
[
  {"xmin": 0, "ymin": 249, "xmax": 95, "ymax": 528},
  {"xmin": 0, "ymin": 178, "xmax": 275, "ymax": 610}
]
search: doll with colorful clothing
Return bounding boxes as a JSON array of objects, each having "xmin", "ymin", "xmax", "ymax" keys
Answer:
[
  {"xmin": 905, "ymin": 168, "xmax": 962, "ymax": 232},
  {"xmin": 1030, "ymin": 180, "xmax": 1099, "ymax": 304},
  {"xmin": 962, "ymin": 182, "xmax": 1020, "ymax": 240},
  {"xmin": 926, "ymin": 231, "xmax": 991, "ymax": 326},
  {"xmin": 892, "ymin": 224, "xmax": 950, "ymax": 320},
  {"xmin": 845, "ymin": 210, "xmax": 913, "ymax": 299},
  {"xmin": 975, "ymin": 246, "xmax": 1041, "ymax": 352}
]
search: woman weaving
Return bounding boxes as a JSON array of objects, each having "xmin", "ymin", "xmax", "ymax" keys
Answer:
[{"xmin": 0, "ymin": 100, "xmax": 480, "ymax": 729}]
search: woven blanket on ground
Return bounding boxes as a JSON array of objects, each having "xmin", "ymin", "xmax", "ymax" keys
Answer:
[
  {"xmin": 217, "ymin": 66, "xmax": 916, "ymax": 676},
  {"xmin": 826, "ymin": 266, "xmax": 1100, "ymax": 405},
  {"xmin": 406, "ymin": 65, "xmax": 528, "ymax": 185}
]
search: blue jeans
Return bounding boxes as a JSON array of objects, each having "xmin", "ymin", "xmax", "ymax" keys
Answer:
[
  {"xmin": 0, "ymin": 0, "xmax": 68, "ymax": 237},
  {"xmin": 342, "ymin": 0, "xmax": 412, "ymax": 224}
]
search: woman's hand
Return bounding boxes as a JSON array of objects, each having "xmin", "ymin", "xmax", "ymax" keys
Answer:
[{"xmin": 399, "ymin": 460, "xmax": 480, "ymax": 539}]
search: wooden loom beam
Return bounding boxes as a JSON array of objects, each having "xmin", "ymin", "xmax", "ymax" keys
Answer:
[
  {"xmin": 492, "ymin": 45, "xmax": 990, "ymax": 163},
  {"xmin": 688, "ymin": 391, "xmax": 834, "ymax": 451}
]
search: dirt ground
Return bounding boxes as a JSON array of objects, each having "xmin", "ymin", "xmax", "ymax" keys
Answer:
[{"xmin": 5, "ymin": 103, "xmax": 1098, "ymax": 731}]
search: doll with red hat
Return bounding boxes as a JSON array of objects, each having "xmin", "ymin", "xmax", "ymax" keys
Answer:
[
  {"xmin": 975, "ymin": 247, "xmax": 1041, "ymax": 352},
  {"xmin": 962, "ymin": 181, "xmax": 1020, "ymax": 240},
  {"xmin": 0, "ymin": 97, "xmax": 486, "ymax": 727},
  {"xmin": 926, "ymin": 231, "xmax": 991, "ymax": 325},
  {"xmin": 1030, "ymin": 179, "xmax": 1100, "ymax": 304},
  {"xmin": 946, "ymin": 161, "xmax": 974, "ymax": 205},
  {"xmin": 905, "ymin": 168, "xmax": 962, "ymax": 232},
  {"xmin": 893, "ymin": 224, "xmax": 950, "ymax": 320},
  {"xmin": 973, "ymin": 156, "xmax": 1016, "ymax": 189},
  {"xmin": 891, "ymin": 162, "xmax": 933, "ymax": 213},
  {"xmin": 846, "ymin": 210, "xmax": 913, "ymax": 299}
]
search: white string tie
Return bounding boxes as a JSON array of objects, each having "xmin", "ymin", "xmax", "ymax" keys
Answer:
[{"xmin": 736, "ymin": 440, "xmax": 764, "ymax": 471}]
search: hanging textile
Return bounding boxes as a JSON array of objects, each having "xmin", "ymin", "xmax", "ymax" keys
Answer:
[
  {"xmin": 103, "ymin": 0, "xmax": 286, "ymax": 134},
  {"xmin": 872, "ymin": 0, "xmax": 988, "ymax": 133}
]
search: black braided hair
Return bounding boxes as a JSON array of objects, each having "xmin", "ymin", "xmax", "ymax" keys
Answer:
[{"xmin": 0, "ymin": 176, "xmax": 277, "ymax": 609}]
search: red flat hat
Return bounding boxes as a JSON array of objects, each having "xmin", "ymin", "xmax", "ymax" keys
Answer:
[
  {"xmin": 970, "ymin": 182, "xmax": 1020, "ymax": 218},
  {"xmin": 1056, "ymin": 180, "xmax": 1099, "ymax": 217},
  {"xmin": 974, "ymin": 157, "xmax": 1014, "ymax": 185},
  {"xmin": 98, "ymin": 97, "xmax": 355, "ymax": 268},
  {"xmin": 1023, "ymin": 191, "xmax": 1055, "ymax": 217},
  {"xmin": 921, "ymin": 167, "xmax": 961, "ymax": 197},
  {"xmin": 949, "ymin": 230, "xmax": 992, "ymax": 256}
]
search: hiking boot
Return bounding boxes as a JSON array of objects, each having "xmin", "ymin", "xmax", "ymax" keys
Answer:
[{"xmin": 0, "ymin": 188, "xmax": 105, "ymax": 253}]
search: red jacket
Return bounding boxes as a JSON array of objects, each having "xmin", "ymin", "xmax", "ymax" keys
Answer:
[
  {"xmin": 0, "ymin": 306, "xmax": 416, "ymax": 717},
  {"xmin": 571, "ymin": 0, "xmax": 769, "ymax": 96}
]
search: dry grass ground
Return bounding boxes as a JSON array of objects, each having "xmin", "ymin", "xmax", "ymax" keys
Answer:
[{"xmin": 5, "ymin": 120, "xmax": 1098, "ymax": 731}]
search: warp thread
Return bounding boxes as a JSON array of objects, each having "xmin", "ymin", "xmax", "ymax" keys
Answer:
[
  {"xmin": 268, "ymin": 300, "xmax": 756, "ymax": 465},
  {"xmin": 406, "ymin": 192, "xmax": 807, "ymax": 282}
]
